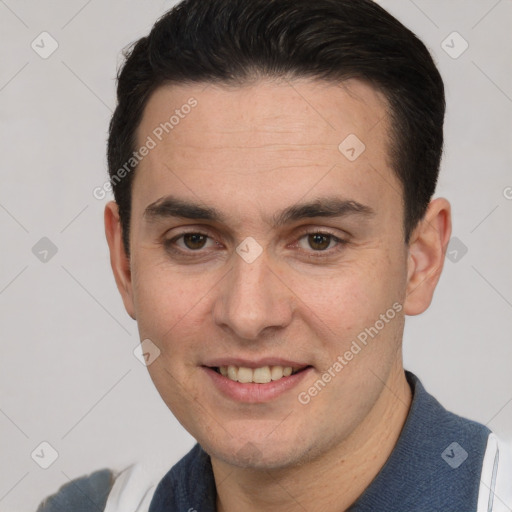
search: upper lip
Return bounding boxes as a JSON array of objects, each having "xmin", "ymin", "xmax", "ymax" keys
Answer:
[{"xmin": 203, "ymin": 358, "xmax": 310, "ymax": 370}]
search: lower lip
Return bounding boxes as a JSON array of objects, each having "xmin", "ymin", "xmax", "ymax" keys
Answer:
[{"xmin": 203, "ymin": 366, "xmax": 313, "ymax": 403}]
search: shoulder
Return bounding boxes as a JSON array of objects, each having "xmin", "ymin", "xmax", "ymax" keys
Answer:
[
  {"xmin": 403, "ymin": 372, "xmax": 512, "ymax": 510},
  {"xmin": 35, "ymin": 448, "xmax": 204, "ymax": 512},
  {"xmin": 150, "ymin": 444, "xmax": 217, "ymax": 511},
  {"xmin": 36, "ymin": 458, "xmax": 170, "ymax": 512},
  {"xmin": 36, "ymin": 456, "xmax": 184, "ymax": 512},
  {"xmin": 351, "ymin": 372, "xmax": 507, "ymax": 511},
  {"xmin": 478, "ymin": 433, "xmax": 512, "ymax": 511},
  {"xmin": 36, "ymin": 468, "xmax": 116, "ymax": 512}
]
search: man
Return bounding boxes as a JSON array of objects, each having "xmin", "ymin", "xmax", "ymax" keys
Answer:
[{"xmin": 37, "ymin": 0, "xmax": 511, "ymax": 510}]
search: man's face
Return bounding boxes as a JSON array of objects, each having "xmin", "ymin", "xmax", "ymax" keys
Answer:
[{"xmin": 121, "ymin": 79, "xmax": 412, "ymax": 468}]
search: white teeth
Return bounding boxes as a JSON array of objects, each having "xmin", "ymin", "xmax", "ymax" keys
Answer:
[
  {"xmin": 217, "ymin": 365, "xmax": 297, "ymax": 383},
  {"xmin": 227, "ymin": 365, "xmax": 238, "ymax": 381},
  {"xmin": 270, "ymin": 366, "xmax": 284, "ymax": 380},
  {"xmin": 253, "ymin": 366, "xmax": 272, "ymax": 384},
  {"xmin": 237, "ymin": 367, "xmax": 253, "ymax": 383}
]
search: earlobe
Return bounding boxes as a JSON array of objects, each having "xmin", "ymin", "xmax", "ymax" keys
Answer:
[
  {"xmin": 104, "ymin": 201, "xmax": 136, "ymax": 320},
  {"xmin": 403, "ymin": 198, "xmax": 452, "ymax": 316}
]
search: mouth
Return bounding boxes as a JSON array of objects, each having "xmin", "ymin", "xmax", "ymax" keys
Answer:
[
  {"xmin": 210, "ymin": 365, "xmax": 310, "ymax": 384},
  {"xmin": 202, "ymin": 359, "xmax": 314, "ymax": 403}
]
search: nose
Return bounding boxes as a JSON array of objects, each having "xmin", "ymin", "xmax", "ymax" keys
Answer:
[{"xmin": 212, "ymin": 246, "xmax": 293, "ymax": 341}]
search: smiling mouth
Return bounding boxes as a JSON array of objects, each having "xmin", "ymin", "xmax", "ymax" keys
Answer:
[{"xmin": 212, "ymin": 365, "xmax": 309, "ymax": 384}]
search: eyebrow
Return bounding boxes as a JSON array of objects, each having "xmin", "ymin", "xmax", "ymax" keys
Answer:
[
  {"xmin": 144, "ymin": 195, "xmax": 375, "ymax": 227},
  {"xmin": 272, "ymin": 197, "xmax": 375, "ymax": 226},
  {"xmin": 145, "ymin": 196, "xmax": 224, "ymax": 223}
]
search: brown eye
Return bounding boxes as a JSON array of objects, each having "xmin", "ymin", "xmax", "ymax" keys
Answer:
[
  {"xmin": 183, "ymin": 233, "xmax": 208, "ymax": 250},
  {"xmin": 307, "ymin": 233, "xmax": 331, "ymax": 251}
]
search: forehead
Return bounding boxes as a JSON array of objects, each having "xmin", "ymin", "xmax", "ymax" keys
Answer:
[
  {"xmin": 132, "ymin": 78, "xmax": 399, "ymax": 229},
  {"xmin": 138, "ymin": 77, "xmax": 390, "ymax": 146}
]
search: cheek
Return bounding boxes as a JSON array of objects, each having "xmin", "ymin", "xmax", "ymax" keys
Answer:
[
  {"xmin": 297, "ymin": 250, "xmax": 405, "ymax": 357},
  {"xmin": 130, "ymin": 258, "xmax": 203, "ymax": 340},
  {"xmin": 300, "ymin": 252, "xmax": 402, "ymax": 320}
]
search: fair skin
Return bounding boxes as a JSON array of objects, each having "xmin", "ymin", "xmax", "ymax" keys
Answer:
[{"xmin": 105, "ymin": 78, "xmax": 451, "ymax": 511}]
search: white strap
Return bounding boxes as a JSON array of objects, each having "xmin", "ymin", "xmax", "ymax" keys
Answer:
[
  {"xmin": 103, "ymin": 461, "xmax": 165, "ymax": 512},
  {"xmin": 477, "ymin": 433, "xmax": 512, "ymax": 512}
]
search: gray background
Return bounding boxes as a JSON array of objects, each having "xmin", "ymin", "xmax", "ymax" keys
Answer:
[{"xmin": 1, "ymin": 0, "xmax": 511, "ymax": 510}]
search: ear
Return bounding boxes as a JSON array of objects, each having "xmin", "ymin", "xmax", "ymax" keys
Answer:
[
  {"xmin": 404, "ymin": 197, "xmax": 452, "ymax": 316},
  {"xmin": 104, "ymin": 201, "xmax": 136, "ymax": 320}
]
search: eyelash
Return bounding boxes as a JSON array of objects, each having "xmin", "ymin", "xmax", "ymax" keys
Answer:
[{"xmin": 163, "ymin": 229, "xmax": 348, "ymax": 259}]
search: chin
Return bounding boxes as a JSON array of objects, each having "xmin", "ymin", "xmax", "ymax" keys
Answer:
[{"xmin": 201, "ymin": 430, "xmax": 318, "ymax": 471}]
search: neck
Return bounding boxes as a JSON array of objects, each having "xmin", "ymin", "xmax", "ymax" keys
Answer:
[{"xmin": 213, "ymin": 366, "xmax": 412, "ymax": 512}]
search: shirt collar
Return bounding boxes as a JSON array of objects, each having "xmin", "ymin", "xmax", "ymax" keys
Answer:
[{"xmin": 150, "ymin": 371, "xmax": 490, "ymax": 511}]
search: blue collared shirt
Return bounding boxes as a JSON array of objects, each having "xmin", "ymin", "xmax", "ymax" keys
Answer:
[
  {"xmin": 148, "ymin": 372, "xmax": 490, "ymax": 511},
  {"xmin": 38, "ymin": 372, "xmax": 495, "ymax": 511}
]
